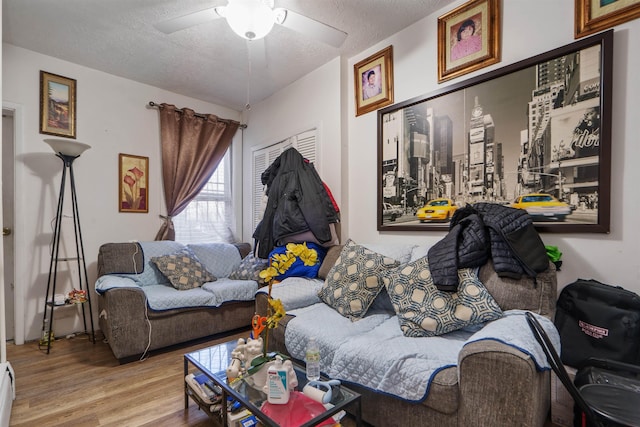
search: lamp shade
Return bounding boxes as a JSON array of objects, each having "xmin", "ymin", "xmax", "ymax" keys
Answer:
[
  {"xmin": 44, "ymin": 138, "xmax": 91, "ymax": 157},
  {"xmin": 224, "ymin": 0, "xmax": 275, "ymax": 40}
]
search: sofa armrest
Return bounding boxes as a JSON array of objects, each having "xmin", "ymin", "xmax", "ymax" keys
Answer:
[
  {"xmin": 96, "ymin": 286, "xmax": 151, "ymax": 360},
  {"xmin": 255, "ymin": 291, "xmax": 293, "ymax": 355},
  {"xmin": 95, "ymin": 275, "xmax": 139, "ymax": 293},
  {"xmin": 457, "ymin": 340, "xmax": 550, "ymax": 427},
  {"xmin": 480, "ymin": 260, "xmax": 557, "ymax": 319},
  {"xmin": 97, "ymin": 242, "xmax": 143, "ymax": 277},
  {"xmin": 257, "ymin": 278, "xmax": 324, "ymax": 312}
]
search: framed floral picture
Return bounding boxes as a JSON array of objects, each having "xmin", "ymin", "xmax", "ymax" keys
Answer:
[
  {"xmin": 354, "ymin": 45, "xmax": 394, "ymax": 116},
  {"xmin": 575, "ymin": 0, "xmax": 640, "ymax": 38},
  {"xmin": 437, "ymin": 0, "xmax": 501, "ymax": 83},
  {"xmin": 39, "ymin": 71, "xmax": 77, "ymax": 138},
  {"xmin": 119, "ymin": 153, "xmax": 148, "ymax": 213}
]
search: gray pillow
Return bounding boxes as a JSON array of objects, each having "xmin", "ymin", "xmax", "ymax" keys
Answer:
[{"xmin": 228, "ymin": 253, "xmax": 269, "ymax": 285}]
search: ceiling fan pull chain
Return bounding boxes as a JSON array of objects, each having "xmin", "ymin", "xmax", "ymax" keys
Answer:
[{"xmin": 245, "ymin": 44, "xmax": 252, "ymax": 111}]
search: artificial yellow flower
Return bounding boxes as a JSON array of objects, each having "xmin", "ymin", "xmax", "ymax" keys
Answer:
[
  {"xmin": 259, "ymin": 266, "xmax": 278, "ymax": 283},
  {"xmin": 259, "ymin": 243, "xmax": 320, "ymax": 284},
  {"xmin": 299, "ymin": 248, "xmax": 318, "ymax": 266},
  {"xmin": 286, "ymin": 242, "xmax": 306, "ymax": 256},
  {"xmin": 266, "ymin": 298, "xmax": 286, "ymax": 329},
  {"xmin": 285, "ymin": 242, "xmax": 318, "ymax": 266}
]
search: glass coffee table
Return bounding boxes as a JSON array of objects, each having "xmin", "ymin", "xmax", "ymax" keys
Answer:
[{"xmin": 184, "ymin": 340, "xmax": 362, "ymax": 427}]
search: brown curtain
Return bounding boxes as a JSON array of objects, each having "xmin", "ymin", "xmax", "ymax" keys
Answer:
[{"xmin": 154, "ymin": 103, "xmax": 240, "ymax": 240}]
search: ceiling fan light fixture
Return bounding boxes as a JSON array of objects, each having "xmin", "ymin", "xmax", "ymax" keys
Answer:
[{"xmin": 224, "ymin": 0, "xmax": 275, "ymax": 40}]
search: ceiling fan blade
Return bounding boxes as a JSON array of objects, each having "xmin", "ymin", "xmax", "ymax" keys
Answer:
[
  {"xmin": 274, "ymin": 8, "xmax": 347, "ymax": 48},
  {"xmin": 154, "ymin": 7, "xmax": 222, "ymax": 34}
]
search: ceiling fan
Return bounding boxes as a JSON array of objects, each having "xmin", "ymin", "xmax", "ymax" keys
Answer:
[{"xmin": 154, "ymin": 0, "xmax": 348, "ymax": 47}]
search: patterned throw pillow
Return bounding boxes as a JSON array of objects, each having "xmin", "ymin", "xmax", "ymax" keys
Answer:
[
  {"xmin": 380, "ymin": 256, "xmax": 503, "ymax": 337},
  {"xmin": 228, "ymin": 253, "xmax": 269, "ymax": 285},
  {"xmin": 151, "ymin": 249, "xmax": 216, "ymax": 290},
  {"xmin": 317, "ymin": 239, "xmax": 400, "ymax": 320}
]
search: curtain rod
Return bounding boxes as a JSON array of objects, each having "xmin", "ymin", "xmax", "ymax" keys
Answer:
[{"xmin": 148, "ymin": 101, "xmax": 247, "ymax": 129}]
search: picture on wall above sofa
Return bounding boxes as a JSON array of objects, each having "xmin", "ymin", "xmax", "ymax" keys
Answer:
[{"xmin": 377, "ymin": 30, "xmax": 613, "ymax": 234}]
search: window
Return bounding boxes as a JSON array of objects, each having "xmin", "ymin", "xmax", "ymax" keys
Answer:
[
  {"xmin": 174, "ymin": 150, "xmax": 236, "ymax": 244},
  {"xmin": 251, "ymin": 129, "xmax": 317, "ymax": 233}
]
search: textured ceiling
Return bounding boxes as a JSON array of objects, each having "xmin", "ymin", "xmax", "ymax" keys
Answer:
[{"xmin": 3, "ymin": 0, "xmax": 455, "ymax": 111}]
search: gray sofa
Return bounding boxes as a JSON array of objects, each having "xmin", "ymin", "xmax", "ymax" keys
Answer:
[
  {"xmin": 256, "ymin": 242, "xmax": 558, "ymax": 427},
  {"xmin": 95, "ymin": 240, "xmax": 259, "ymax": 363}
]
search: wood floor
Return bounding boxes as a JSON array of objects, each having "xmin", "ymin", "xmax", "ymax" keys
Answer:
[
  {"xmin": 6, "ymin": 330, "xmax": 250, "ymax": 427},
  {"xmin": 6, "ymin": 330, "xmax": 561, "ymax": 427}
]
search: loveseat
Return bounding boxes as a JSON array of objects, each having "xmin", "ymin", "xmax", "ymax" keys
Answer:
[
  {"xmin": 95, "ymin": 240, "xmax": 265, "ymax": 363},
  {"xmin": 256, "ymin": 240, "xmax": 559, "ymax": 427}
]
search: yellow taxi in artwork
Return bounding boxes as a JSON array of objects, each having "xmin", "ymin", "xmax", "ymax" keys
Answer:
[
  {"xmin": 416, "ymin": 198, "xmax": 458, "ymax": 222},
  {"xmin": 511, "ymin": 193, "xmax": 572, "ymax": 221}
]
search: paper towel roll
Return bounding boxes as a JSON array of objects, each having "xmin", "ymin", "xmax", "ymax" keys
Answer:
[{"xmin": 302, "ymin": 384, "xmax": 327, "ymax": 403}]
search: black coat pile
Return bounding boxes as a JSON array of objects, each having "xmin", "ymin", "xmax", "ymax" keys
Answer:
[
  {"xmin": 427, "ymin": 203, "xmax": 550, "ymax": 291},
  {"xmin": 253, "ymin": 148, "xmax": 339, "ymax": 259}
]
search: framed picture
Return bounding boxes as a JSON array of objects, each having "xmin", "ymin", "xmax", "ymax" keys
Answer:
[
  {"xmin": 575, "ymin": 0, "xmax": 640, "ymax": 38},
  {"xmin": 378, "ymin": 30, "xmax": 613, "ymax": 234},
  {"xmin": 119, "ymin": 153, "xmax": 149, "ymax": 213},
  {"xmin": 437, "ymin": 0, "xmax": 501, "ymax": 83},
  {"xmin": 40, "ymin": 71, "xmax": 77, "ymax": 139},
  {"xmin": 354, "ymin": 45, "xmax": 394, "ymax": 117}
]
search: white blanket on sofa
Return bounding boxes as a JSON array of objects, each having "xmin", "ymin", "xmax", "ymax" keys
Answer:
[{"xmin": 284, "ymin": 305, "xmax": 559, "ymax": 402}]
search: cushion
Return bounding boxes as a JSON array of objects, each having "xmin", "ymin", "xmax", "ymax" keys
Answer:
[
  {"xmin": 317, "ymin": 245, "xmax": 343, "ymax": 280},
  {"xmin": 317, "ymin": 239, "xmax": 400, "ymax": 320},
  {"xmin": 228, "ymin": 253, "xmax": 269, "ymax": 285},
  {"xmin": 151, "ymin": 248, "xmax": 216, "ymax": 290},
  {"xmin": 186, "ymin": 243, "xmax": 242, "ymax": 278},
  {"xmin": 380, "ymin": 256, "xmax": 503, "ymax": 337},
  {"xmin": 133, "ymin": 241, "xmax": 186, "ymax": 286}
]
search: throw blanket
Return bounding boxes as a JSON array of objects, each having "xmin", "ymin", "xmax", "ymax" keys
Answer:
[
  {"xmin": 285, "ymin": 307, "xmax": 558, "ymax": 401},
  {"xmin": 95, "ymin": 276, "xmax": 258, "ymax": 311},
  {"xmin": 256, "ymin": 277, "xmax": 325, "ymax": 311}
]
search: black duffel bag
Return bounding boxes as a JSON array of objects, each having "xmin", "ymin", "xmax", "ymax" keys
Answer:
[{"xmin": 555, "ymin": 278, "xmax": 640, "ymax": 367}]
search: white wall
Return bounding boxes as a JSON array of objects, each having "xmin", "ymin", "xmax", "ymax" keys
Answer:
[
  {"xmin": 2, "ymin": 44, "xmax": 242, "ymax": 342},
  {"xmin": 346, "ymin": 0, "xmax": 640, "ymax": 294},
  {"xmin": 5, "ymin": 0, "xmax": 640, "ymax": 341},
  {"xmin": 248, "ymin": 1, "xmax": 640, "ymax": 295},
  {"xmin": 240, "ymin": 57, "xmax": 343, "ymax": 242}
]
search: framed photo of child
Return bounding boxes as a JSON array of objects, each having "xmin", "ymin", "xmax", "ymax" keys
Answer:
[
  {"xmin": 437, "ymin": 0, "xmax": 501, "ymax": 83},
  {"xmin": 354, "ymin": 45, "xmax": 394, "ymax": 116},
  {"xmin": 575, "ymin": 0, "xmax": 640, "ymax": 38}
]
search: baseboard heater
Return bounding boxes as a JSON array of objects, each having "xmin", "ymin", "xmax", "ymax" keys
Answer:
[{"xmin": 0, "ymin": 362, "xmax": 15, "ymax": 427}]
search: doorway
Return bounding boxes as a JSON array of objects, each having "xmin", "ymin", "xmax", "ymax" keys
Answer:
[{"xmin": 2, "ymin": 109, "xmax": 15, "ymax": 342}]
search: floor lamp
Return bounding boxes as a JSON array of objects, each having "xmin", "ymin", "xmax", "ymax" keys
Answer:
[{"xmin": 42, "ymin": 138, "xmax": 95, "ymax": 354}]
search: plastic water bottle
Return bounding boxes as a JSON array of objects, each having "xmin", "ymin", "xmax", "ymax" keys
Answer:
[{"xmin": 305, "ymin": 337, "xmax": 321, "ymax": 381}]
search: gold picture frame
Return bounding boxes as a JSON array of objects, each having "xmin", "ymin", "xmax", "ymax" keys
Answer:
[
  {"xmin": 575, "ymin": 0, "xmax": 640, "ymax": 38},
  {"xmin": 119, "ymin": 153, "xmax": 149, "ymax": 213},
  {"xmin": 437, "ymin": 0, "xmax": 501, "ymax": 83},
  {"xmin": 354, "ymin": 45, "xmax": 394, "ymax": 117},
  {"xmin": 40, "ymin": 71, "xmax": 77, "ymax": 139}
]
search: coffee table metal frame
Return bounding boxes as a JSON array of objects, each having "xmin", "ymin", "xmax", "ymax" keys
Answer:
[{"xmin": 184, "ymin": 341, "xmax": 362, "ymax": 427}]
